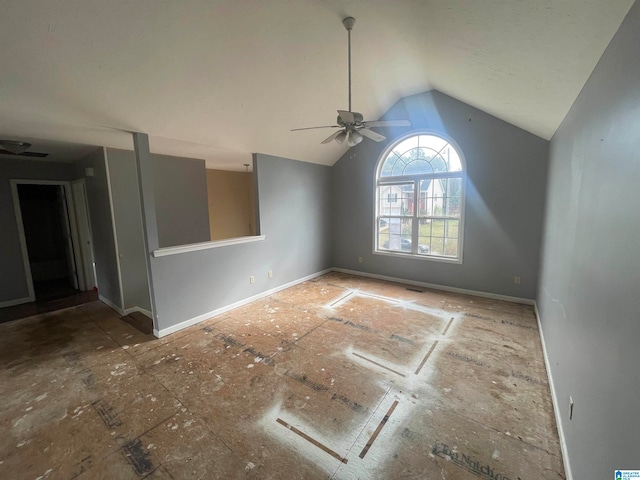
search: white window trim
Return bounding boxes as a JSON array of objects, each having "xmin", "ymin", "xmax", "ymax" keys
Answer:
[{"xmin": 372, "ymin": 131, "xmax": 466, "ymax": 264}]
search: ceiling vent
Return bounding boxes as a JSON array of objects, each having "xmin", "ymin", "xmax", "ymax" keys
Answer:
[
  {"xmin": 0, "ymin": 140, "xmax": 48, "ymax": 157},
  {"xmin": 0, "ymin": 148, "xmax": 48, "ymax": 158}
]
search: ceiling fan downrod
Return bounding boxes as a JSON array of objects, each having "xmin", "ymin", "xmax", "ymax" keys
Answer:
[
  {"xmin": 290, "ymin": 16, "xmax": 410, "ymax": 147},
  {"xmin": 343, "ymin": 17, "xmax": 355, "ymax": 114}
]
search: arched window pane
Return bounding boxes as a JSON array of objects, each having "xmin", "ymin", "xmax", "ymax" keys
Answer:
[
  {"xmin": 403, "ymin": 158, "xmax": 432, "ymax": 175},
  {"xmin": 380, "ymin": 135, "xmax": 462, "ymax": 176},
  {"xmin": 376, "ymin": 133, "xmax": 465, "ymax": 261}
]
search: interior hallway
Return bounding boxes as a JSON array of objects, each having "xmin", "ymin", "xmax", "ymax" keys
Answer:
[{"xmin": 0, "ymin": 272, "xmax": 564, "ymax": 479}]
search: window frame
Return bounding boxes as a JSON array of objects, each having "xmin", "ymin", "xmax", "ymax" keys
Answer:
[{"xmin": 373, "ymin": 131, "xmax": 466, "ymax": 264}]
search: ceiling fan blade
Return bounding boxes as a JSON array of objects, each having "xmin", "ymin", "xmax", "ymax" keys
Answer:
[
  {"xmin": 364, "ymin": 119, "xmax": 411, "ymax": 128},
  {"xmin": 291, "ymin": 125, "xmax": 340, "ymax": 131},
  {"xmin": 337, "ymin": 110, "xmax": 355, "ymax": 124},
  {"xmin": 321, "ymin": 130, "xmax": 345, "ymax": 144},
  {"xmin": 359, "ymin": 128, "xmax": 386, "ymax": 142}
]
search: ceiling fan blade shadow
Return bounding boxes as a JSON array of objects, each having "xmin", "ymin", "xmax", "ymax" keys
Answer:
[
  {"xmin": 359, "ymin": 128, "xmax": 386, "ymax": 142},
  {"xmin": 291, "ymin": 125, "xmax": 340, "ymax": 131},
  {"xmin": 364, "ymin": 120, "xmax": 411, "ymax": 128},
  {"xmin": 337, "ymin": 110, "xmax": 355, "ymax": 124},
  {"xmin": 321, "ymin": 130, "xmax": 345, "ymax": 144}
]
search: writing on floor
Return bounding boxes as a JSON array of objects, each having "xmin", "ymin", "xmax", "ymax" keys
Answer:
[
  {"xmin": 122, "ymin": 438, "xmax": 155, "ymax": 476},
  {"xmin": 93, "ymin": 398, "xmax": 122, "ymax": 428},
  {"xmin": 432, "ymin": 441, "xmax": 512, "ymax": 480},
  {"xmin": 446, "ymin": 351, "xmax": 489, "ymax": 368},
  {"xmin": 511, "ymin": 370, "xmax": 548, "ymax": 387},
  {"xmin": 501, "ymin": 319, "xmax": 536, "ymax": 330},
  {"xmin": 331, "ymin": 393, "xmax": 369, "ymax": 415}
]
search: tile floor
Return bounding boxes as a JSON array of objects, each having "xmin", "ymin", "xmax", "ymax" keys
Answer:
[{"xmin": 0, "ymin": 272, "xmax": 565, "ymax": 479}]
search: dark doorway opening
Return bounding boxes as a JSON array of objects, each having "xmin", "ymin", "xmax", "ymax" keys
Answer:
[{"xmin": 17, "ymin": 184, "xmax": 79, "ymax": 302}]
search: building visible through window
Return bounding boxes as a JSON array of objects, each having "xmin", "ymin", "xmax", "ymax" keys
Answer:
[{"xmin": 375, "ymin": 133, "xmax": 465, "ymax": 261}]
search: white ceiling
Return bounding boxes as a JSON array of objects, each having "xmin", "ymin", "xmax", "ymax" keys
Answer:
[{"xmin": 0, "ymin": 0, "xmax": 634, "ymax": 170}]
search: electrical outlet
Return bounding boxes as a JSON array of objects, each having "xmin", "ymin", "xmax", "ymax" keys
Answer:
[
  {"xmin": 514, "ymin": 276, "xmax": 521, "ymax": 285},
  {"xmin": 358, "ymin": 256, "xmax": 363, "ymax": 263},
  {"xmin": 268, "ymin": 270, "xmax": 273, "ymax": 278},
  {"xmin": 250, "ymin": 276, "xmax": 255, "ymax": 284}
]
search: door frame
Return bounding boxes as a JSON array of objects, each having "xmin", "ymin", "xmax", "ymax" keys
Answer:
[
  {"xmin": 10, "ymin": 179, "xmax": 86, "ymax": 301},
  {"xmin": 71, "ymin": 179, "xmax": 97, "ymax": 291}
]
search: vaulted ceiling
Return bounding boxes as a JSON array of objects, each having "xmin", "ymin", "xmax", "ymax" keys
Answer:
[{"xmin": 0, "ymin": 0, "xmax": 634, "ymax": 169}]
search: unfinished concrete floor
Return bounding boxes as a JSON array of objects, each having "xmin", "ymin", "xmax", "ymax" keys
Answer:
[{"xmin": 0, "ymin": 272, "xmax": 565, "ymax": 479}]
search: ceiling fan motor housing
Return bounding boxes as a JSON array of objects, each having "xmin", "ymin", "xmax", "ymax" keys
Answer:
[{"xmin": 337, "ymin": 111, "xmax": 363, "ymax": 126}]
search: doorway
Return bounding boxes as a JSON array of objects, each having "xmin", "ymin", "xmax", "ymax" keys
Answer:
[{"xmin": 11, "ymin": 180, "xmax": 88, "ymax": 302}]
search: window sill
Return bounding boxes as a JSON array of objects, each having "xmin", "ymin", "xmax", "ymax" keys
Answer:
[
  {"xmin": 153, "ymin": 235, "xmax": 266, "ymax": 257},
  {"xmin": 373, "ymin": 249, "xmax": 462, "ymax": 264}
]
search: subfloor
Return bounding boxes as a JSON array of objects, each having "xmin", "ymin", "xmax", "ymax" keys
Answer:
[
  {"xmin": 0, "ymin": 288, "xmax": 98, "ymax": 324},
  {"xmin": 0, "ymin": 272, "xmax": 565, "ymax": 479}
]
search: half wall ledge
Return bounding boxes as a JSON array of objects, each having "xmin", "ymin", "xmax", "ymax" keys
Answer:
[{"xmin": 152, "ymin": 235, "xmax": 266, "ymax": 257}]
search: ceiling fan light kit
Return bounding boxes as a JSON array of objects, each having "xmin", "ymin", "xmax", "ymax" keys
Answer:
[
  {"xmin": 347, "ymin": 130, "xmax": 364, "ymax": 147},
  {"xmin": 291, "ymin": 17, "xmax": 410, "ymax": 147},
  {"xmin": 335, "ymin": 131, "xmax": 347, "ymax": 144}
]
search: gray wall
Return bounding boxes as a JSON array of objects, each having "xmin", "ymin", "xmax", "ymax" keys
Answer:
[
  {"xmin": 0, "ymin": 160, "xmax": 75, "ymax": 303},
  {"xmin": 149, "ymin": 153, "xmax": 332, "ymax": 332},
  {"xmin": 331, "ymin": 90, "xmax": 549, "ymax": 299},
  {"xmin": 73, "ymin": 149, "xmax": 122, "ymax": 308},
  {"xmin": 105, "ymin": 148, "xmax": 151, "ymax": 311},
  {"xmin": 537, "ymin": 2, "xmax": 640, "ymax": 478},
  {"xmin": 152, "ymin": 153, "xmax": 210, "ymax": 248}
]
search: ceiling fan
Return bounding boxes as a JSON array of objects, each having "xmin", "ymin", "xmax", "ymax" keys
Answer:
[{"xmin": 292, "ymin": 17, "xmax": 411, "ymax": 147}]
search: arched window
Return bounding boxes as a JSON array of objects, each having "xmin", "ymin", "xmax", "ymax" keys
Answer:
[{"xmin": 375, "ymin": 133, "xmax": 465, "ymax": 262}]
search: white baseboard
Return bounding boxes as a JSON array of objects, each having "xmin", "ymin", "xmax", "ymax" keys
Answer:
[
  {"xmin": 153, "ymin": 267, "xmax": 534, "ymax": 338},
  {"xmin": 0, "ymin": 296, "xmax": 34, "ymax": 308},
  {"xmin": 100, "ymin": 295, "xmax": 154, "ymax": 322},
  {"xmin": 153, "ymin": 268, "xmax": 332, "ymax": 338},
  {"xmin": 99, "ymin": 295, "xmax": 124, "ymax": 316},
  {"xmin": 333, "ymin": 268, "xmax": 535, "ymax": 305},
  {"xmin": 534, "ymin": 302, "xmax": 572, "ymax": 480},
  {"xmin": 101, "ymin": 297, "xmax": 153, "ymax": 320},
  {"xmin": 123, "ymin": 306, "xmax": 153, "ymax": 319}
]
